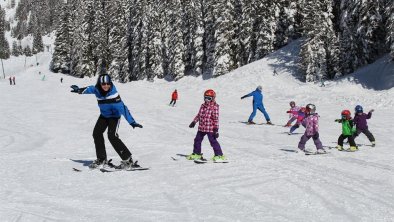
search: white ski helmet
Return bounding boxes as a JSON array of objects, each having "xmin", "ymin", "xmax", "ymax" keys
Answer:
[
  {"xmin": 306, "ymin": 104, "xmax": 316, "ymax": 114},
  {"xmin": 256, "ymin": 85, "xmax": 262, "ymax": 91}
]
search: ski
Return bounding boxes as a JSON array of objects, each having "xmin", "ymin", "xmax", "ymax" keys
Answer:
[
  {"xmin": 100, "ymin": 167, "xmax": 150, "ymax": 173},
  {"xmin": 238, "ymin": 121, "xmax": 276, "ymax": 126},
  {"xmin": 171, "ymin": 154, "xmax": 189, "ymax": 161},
  {"xmin": 194, "ymin": 158, "xmax": 229, "ymax": 164},
  {"xmin": 305, "ymin": 151, "xmax": 330, "ymax": 155}
]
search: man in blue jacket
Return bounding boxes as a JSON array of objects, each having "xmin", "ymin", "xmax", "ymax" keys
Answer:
[
  {"xmin": 70, "ymin": 74, "xmax": 143, "ymax": 169},
  {"xmin": 241, "ymin": 85, "xmax": 272, "ymax": 124}
]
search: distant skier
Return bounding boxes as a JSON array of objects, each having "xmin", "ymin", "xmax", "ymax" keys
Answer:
[
  {"xmin": 241, "ymin": 85, "xmax": 272, "ymax": 124},
  {"xmin": 284, "ymin": 101, "xmax": 300, "ymax": 127},
  {"xmin": 60, "ymin": 77, "xmax": 63, "ymax": 83},
  {"xmin": 169, "ymin": 89, "xmax": 178, "ymax": 107},
  {"xmin": 12, "ymin": 76, "xmax": 15, "ymax": 85},
  {"xmin": 335, "ymin": 110, "xmax": 357, "ymax": 152},
  {"xmin": 70, "ymin": 74, "xmax": 143, "ymax": 169},
  {"xmin": 9, "ymin": 76, "xmax": 12, "ymax": 85},
  {"xmin": 297, "ymin": 104, "xmax": 325, "ymax": 153},
  {"xmin": 187, "ymin": 89, "xmax": 226, "ymax": 162},
  {"xmin": 286, "ymin": 107, "xmax": 306, "ymax": 135},
  {"xmin": 353, "ymin": 105, "xmax": 375, "ymax": 147}
]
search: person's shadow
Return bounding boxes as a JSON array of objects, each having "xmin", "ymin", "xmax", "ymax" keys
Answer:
[{"xmin": 70, "ymin": 159, "xmax": 93, "ymax": 166}]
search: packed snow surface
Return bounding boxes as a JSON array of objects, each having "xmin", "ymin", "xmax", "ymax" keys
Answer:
[{"xmin": 1, "ymin": 41, "xmax": 393, "ymax": 221}]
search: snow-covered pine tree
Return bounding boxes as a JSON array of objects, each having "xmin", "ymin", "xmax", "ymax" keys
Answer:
[
  {"xmin": 154, "ymin": 0, "xmax": 183, "ymax": 80},
  {"xmin": 108, "ymin": 0, "xmax": 130, "ymax": 82},
  {"xmin": 93, "ymin": 0, "xmax": 111, "ymax": 76},
  {"xmin": 32, "ymin": 14, "xmax": 44, "ymax": 55},
  {"xmin": 356, "ymin": 0, "xmax": 387, "ymax": 65},
  {"xmin": 0, "ymin": 6, "xmax": 10, "ymax": 60},
  {"xmin": 73, "ymin": 0, "xmax": 96, "ymax": 78},
  {"xmin": 198, "ymin": 0, "xmax": 222, "ymax": 79},
  {"xmin": 11, "ymin": 0, "xmax": 16, "ymax": 8},
  {"xmin": 388, "ymin": 1, "xmax": 394, "ymax": 60},
  {"xmin": 11, "ymin": 41, "xmax": 22, "ymax": 57},
  {"xmin": 180, "ymin": 0, "xmax": 199, "ymax": 76},
  {"xmin": 300, "ymin": 0, "xmax": 340, "ymax": 82},
  {"xmin": 51, "ymin": 2, "xmax": 72, "ymax": 73},
  {"xmin": 23, "ymin": 45, "xmax": 33, "ymax": 57},
  {"xmin": 127, "ymin": 0, "xmax": 147, "ymax": 81}
]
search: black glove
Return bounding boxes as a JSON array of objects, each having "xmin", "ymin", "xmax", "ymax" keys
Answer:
[
  {"xmin": 189, "ymin": 121, "xmax": 196, "ymax": 128},
  {"xmin": 70, "ymin": 85, "xmax": 80, "ymax": 93},
  {"xmin": 241, "ymin": 96, "xmax": 246, "ymax": 99},
  {"xmin": 213, "ymin": 128, "xmax": 219, "ymax": 138},
  {"xmin": 131, "ymin": 122, "xmax": 143, "ymax": 129}
]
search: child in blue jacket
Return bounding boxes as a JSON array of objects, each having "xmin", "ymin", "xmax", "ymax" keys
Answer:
[
  {"xmin": 70, "ymin": 74, "xmax": 142, "ymax": 169},
  {"xmin": 241, "ymin": 85, "xmax": 272, "ymax": 124}
]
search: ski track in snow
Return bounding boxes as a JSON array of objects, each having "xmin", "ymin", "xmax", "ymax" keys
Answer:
[{"xmin": 0, "ymin": 41, "xmax": 394, "ymax": 221}]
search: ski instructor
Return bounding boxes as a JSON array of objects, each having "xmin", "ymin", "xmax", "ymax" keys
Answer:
[
  {"xmin": 70, "ymin": 74, "xmax": 142, "ymax": 169},
  {"xmin": 241, "ymin": 85, "xmax": 272, "ymax": 125}
]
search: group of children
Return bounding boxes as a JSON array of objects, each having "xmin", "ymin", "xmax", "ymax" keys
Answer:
[
  {"xmin": 71, "ymin": 75, "xmax": 376, "ymax": 170},
  {"xmin": 284, "ymin": 102, "xmax": 375, "ymax": 153}
]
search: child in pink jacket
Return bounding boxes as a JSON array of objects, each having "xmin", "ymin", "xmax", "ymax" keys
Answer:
[
  {"xmin": 297, "ymin": 104, "xmax": 325, "ymax": 153},
  {"xmin": 284, "ymin": 101, "xmax": 300, "ymax": 127},
  {"xmin": 187, "ymin": 89, "xmax": 226, "ymax": 162}
]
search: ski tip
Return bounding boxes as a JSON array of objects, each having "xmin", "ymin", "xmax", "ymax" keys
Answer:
[{"xmin": 72, "ymin": 167, "xmax": 82, "ymax": 172}]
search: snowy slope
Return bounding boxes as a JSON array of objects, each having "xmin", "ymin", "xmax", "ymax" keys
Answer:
[{"xmin": 0, "ymin": 41, "xmax": 394, "ymax": 222}]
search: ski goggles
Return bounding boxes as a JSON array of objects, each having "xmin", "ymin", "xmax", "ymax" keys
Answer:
[{"xmin": 204, "ymin": 96, "xmax": 213, "ymax": 101}]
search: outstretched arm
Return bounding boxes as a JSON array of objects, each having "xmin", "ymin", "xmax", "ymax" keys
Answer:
[
  {"xmin": 70, "ymin": 85, "xmax": 95, "ymax": 94},
  {"xmin": 241, "ymin": 92, "xmax": 253, "ymax": 99}
]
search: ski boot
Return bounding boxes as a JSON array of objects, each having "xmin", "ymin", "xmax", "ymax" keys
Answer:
[
  {"xmin": 116, "ymin": 156, "xmax": 134, "ymax": 170},
  {"xmin": 316, "ymin": 149, "xmax": 327, "ymax": 154},
  {"xmin": 89, "ymin": 158, "xmax": 108, "ymax": 169},
  {"xmin": 349, "ymin": 146, "xmax": 358, "ymax": 152},
  {"xmin": 336, "ymin": 145, "xmax": 344, "ymax": 151},
  {"xmin": 284, "ymin": 123, "xmax": 292, "ymax": 127},
  {"xmin": 247, "ymin": 121, "xmax": 256, "ymax": 125},
  {"xmin": 371, "ymin": 141, "xmax": 376, "ymax": 147},
  {"xmin": 186, "ymin": 153, "xmax": 203, "ymax": 160},
  {"xmin": 266, "ymin": 121, "xmax": 273, "ymax": 125},
  {"xmin": 212, "ymin": 155, "xmax": 227, "ymax": 163}
]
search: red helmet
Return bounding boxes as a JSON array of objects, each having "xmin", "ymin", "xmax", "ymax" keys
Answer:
[
  {"xmin": 204, "ymin": 89, "xmax": 216, "ymax": 98},
  {"xmin": 341, "ymin": 110, "xmax": 351, "ymax": 118}
]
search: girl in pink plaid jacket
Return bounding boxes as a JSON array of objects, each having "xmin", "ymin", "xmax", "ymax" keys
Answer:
[{"xmin": 187, "ymin": 89, "xmax": 225, "ymax": 161}]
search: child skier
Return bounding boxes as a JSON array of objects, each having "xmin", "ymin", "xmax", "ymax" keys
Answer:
[
  {"xmin": 187, "ymin": 89, "xmax": 226, "ymax": 162},
  {"xmin": 297, "ymin": 104, "xmax": 325, "ymax": 153},
  {"xmin": 70, "ymin": 74, "xmax": 143, "ymax": 169},
  {"xmin": 241, "ymin": 85, "xmax": 272, "ymax": 124},
  {"xmin": 335, "ymin": 110, "xmax": 357, "ymax": 151},
  {"xmin": 284, "ymin": 101, "xmax": 300, "ymax": 127},
  {"xmin": 353, "ymin": 105, "xmax": 376, "ymax": 147},
  {"xmin": 169, "ymin": 89, "xmax": 178, "ymax": 107},
  {"xmin": 286, "ymin": 107, "xmax": 306, "ymax": 135}
]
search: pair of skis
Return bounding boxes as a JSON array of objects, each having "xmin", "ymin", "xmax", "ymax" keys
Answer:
[
  {"xmin": 73, "ymin": 159, "xmax": 150, "ymax": 173},
  {"xmin": 171, "ymin": 154, "xmax": 229, "ymax": 164}
]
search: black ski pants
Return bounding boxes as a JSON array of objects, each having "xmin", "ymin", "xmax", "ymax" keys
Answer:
[
  {"xmin": 338, "ymin": 134, "xmax": 356, "ymax": 147},
  {"xmin": 93, "ymin": 116, "xmax": 132, "ymax": 161},
  {"xmin": 169, "ymin": 99, "xmax": 176, "ymax": 106},
  {"xmin": 354, "ymin": 128, "xmax": 375, "ymax": 142}
]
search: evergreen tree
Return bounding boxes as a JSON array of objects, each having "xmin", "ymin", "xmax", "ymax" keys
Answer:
[
  {"xmin": 180, "ymin": 0, "xmax": 199, "ymax": 76},
  {"xmin": 24, "ymin": 45, "xmax": 33, "ymax": 57},
  {"xmin": 12, "ymin": 41, "xmax": 22, "ymax": 57},
  {"xmin": 300, "ymin": 0, "xmax": 340, "ymax": 82},
  {"xmin": 108, "ymin": 0, "xmax": 129, "ymax": 82},
  {"xmin": 0, "ymin": 6, "xmax": 10, "ymax": 60},
  {"xmin": 386, "ymin": 1, "xmax": 394, "ymax": 60},
  {"xmin": 32, "ymin": 23, "xmax": 44, "ymax": 54},
  {"xmin": 51, "ymin": 2, "xmax": 72, "ymax": 73}
]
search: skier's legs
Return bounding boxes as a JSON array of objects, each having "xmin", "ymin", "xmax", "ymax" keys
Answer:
[
  {"xmin": 207, "ymin": 133, "xmax": 223, "ymax": 156},
  {"xmin": 257, "ymin": 105, "xmax": 271, "ymax": 121},
  {"xmin": 93, "ymin": 116, "xmax": 109, "ymax": 160},
  {"xmin": 248, "ymin": 105, "xmax": 258, "ymax": 122},
  {"xmin": 338, "ymin": 134, "xmax": 346, "ymax": 146},
  {"xmin": 107, "ymin": 118, "xmax": 132, "ymax": 160},
  {"xmin": 193, "ymin": 131, "xmax": 206, "ymax": 154},
  {"xmin": 287, "ymin": 117, "xmax": 297, "ymax": 125},
  {"xmin": 362, "ymin": 129, "xmax": 375, "ymax": 142},
  {"xmin": 290, "ymin": 124, "xmax": 300, "ymax": 133},
  {"xmin": 347, "ymin": 135, "xmax": 357, "ymax": 147},
  {"xmin": 298, "ymin": 134, "xmax": 311, "ymax": 150},
  {"xmin": 312, "ymin": 133, "xmax": 323, "ymax": 150}
]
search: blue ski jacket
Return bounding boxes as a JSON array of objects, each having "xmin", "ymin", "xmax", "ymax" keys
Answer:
[
  {"xmin": 81, "ymin": 85, "xmax": 136, "ymax": 124},
  {"xmin": 243, "ymin": 89, "xmax": 263, "ymax": 106}
]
